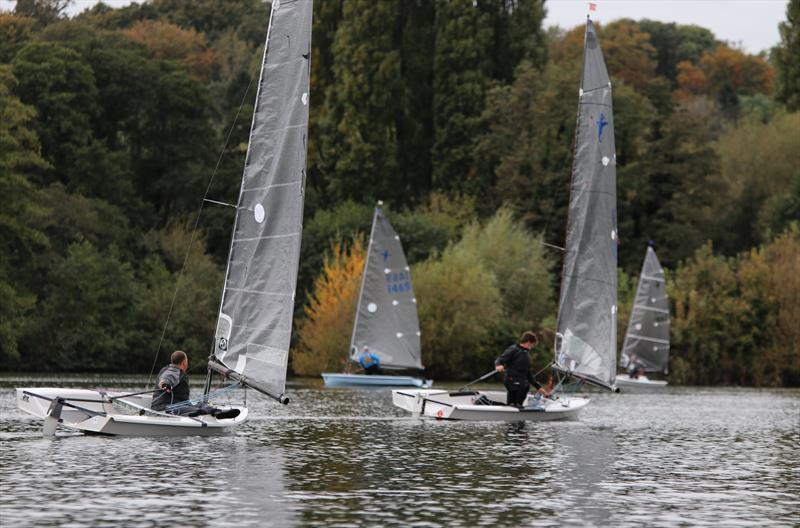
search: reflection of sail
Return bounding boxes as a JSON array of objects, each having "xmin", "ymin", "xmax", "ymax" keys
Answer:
[
  {"xmin": 222, "ymin": 444, "xmax": 296, "ymax": 527},
  {"xmin": 550, "ymin": 426, "xmax": 615, "ymax": 524}
]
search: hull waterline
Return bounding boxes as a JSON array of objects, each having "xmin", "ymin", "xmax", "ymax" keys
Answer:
[
  {"xmin": 17, "ymin": 388, "xmax": 247, "ymax": 436},
  {"xmin": 615, "ymin": 374, "xmax": 668, "ymax": 391},
  {"xmin": 392, "ymin": 389, "xmax": 589, "ymax": 421},
  {"xmin": 322, "ymin": 373, "xmax": 432, "ymax": 388}
]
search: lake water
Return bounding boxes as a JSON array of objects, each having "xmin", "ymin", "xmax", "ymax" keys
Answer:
[{"xmin": 1, "ymin": 375, "xmax": 798, "ymax": 527}]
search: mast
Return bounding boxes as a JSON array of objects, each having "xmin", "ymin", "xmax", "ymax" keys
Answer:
[{"xmin": 349, "ymin": 202, "xmax": 382, "ymax": 362}]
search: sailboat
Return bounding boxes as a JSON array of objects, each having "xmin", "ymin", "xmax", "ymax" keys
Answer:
[
  {"xmin": 16, "ymin": 0, "xmax": 314, "ymax": 436},
  {"xmin": 392, "ymin": 17, "xmax": 615, "ymax": 420},
  {"xmin": 615, "ymin": 245, "xmax": 669, "ymax": 389},
  {"xmin": 322, "ymin": 203, "xmax": 431, "ymax": 388}
]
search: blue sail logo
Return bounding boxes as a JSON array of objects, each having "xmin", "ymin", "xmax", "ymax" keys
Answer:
[{"xmin": 597, "ymin": 113, "xmax": 608, "ymax": 143}]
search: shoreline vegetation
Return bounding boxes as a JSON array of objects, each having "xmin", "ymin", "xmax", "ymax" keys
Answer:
[{"xmin": 1, "ymin": 0, "xmax": 798, "ymax": 386}]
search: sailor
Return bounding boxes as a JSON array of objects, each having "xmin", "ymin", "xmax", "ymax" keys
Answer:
[
  {"xmin": 358, "ymin": 346, "xmax": 381, "ymax": 374},
  {"xmin": 494, "ymin": 331, "xmax": 547, "ymax": 408},
  {"xmin": 151, "ymin": 350, "xmax": 239, "ymax": 419},
  {"xmin": 627, "ymin": 354, "xmax": 645, "ymax": 379}
]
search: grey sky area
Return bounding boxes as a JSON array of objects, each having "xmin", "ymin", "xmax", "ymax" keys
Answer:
[
  {"xmin": 0, "ymin": 0, "xmax": 789, "ymax": 54},
  {"xmin": 546, "ymin": 0, "xmax": 788, "ymax": 54}
]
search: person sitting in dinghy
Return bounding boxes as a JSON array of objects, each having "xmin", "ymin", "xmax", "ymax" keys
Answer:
[
  {"xmin": 151, "ymin": 351, "xmax": 240, "ymax": 419},
  {"xmin": 358, "ymin": 346, "xmax": 382, "ymax": 374},
  {"xmin": 627, "ymin": 354, "xmax": 645, "ymax": 379},
  {"xmin": 494, "ymin": 332, "xmax": 548, "ymax": 409}
]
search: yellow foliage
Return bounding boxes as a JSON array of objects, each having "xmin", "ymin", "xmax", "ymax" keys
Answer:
[
  {"xmin": 122, "ymin": 20, "xmax": 217, "ymax": 81},
  {"xmin": 292, "ymin": 237, "xmax": 365, "ymax": 376}
]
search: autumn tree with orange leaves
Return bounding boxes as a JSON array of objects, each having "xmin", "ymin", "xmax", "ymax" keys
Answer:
[{"xmin": 292, "ymin": 238, "xmax": 365, "ymax": 376}]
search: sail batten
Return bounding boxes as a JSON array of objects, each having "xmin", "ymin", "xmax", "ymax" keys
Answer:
[
  {"xmin": 554, "ymin": 19, "xmax": 618, "ymax": 390},
  {"xmin": 350, "ymin": 207, "xmax": 423, "ymax": 370},
  {"xmin": 211, "ymin": 0, "xmax": 313, "ymax": 399},
  {"xmin": 620, "ymin": 246, "xmax": 670, "ymax": 373}
]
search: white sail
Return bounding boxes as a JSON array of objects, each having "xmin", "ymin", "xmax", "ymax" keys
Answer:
[
  {"xmin": 212, "ymin": 0, "xmax": 313, "ymax": 399},
  {"xmin": 554, "ymin": 19, "xmax": 618, "ymax": 390}
]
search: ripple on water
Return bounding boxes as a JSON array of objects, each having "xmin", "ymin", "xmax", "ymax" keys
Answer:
[{"xmin": 0, "ymin": 376, "xmax": 798, "ymax": 527}]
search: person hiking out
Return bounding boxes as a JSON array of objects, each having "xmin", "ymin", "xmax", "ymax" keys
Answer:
[{"xmin": 151, "ymin": 350, "xmax": 240, "ymax": 419}]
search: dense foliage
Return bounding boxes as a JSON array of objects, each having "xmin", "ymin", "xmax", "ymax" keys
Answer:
[{"xmin": 0, "ymin": 0, "xmax": 797, "ymax": 385}]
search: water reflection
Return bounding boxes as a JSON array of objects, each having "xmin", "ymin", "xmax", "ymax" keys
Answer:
[{"xmin": 0, "ymin": 376, "xmax": 798, "ymax": 527}]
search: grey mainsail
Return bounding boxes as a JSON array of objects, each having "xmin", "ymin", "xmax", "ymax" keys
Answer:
[
  {"xmin": 620, "ymin": 246, "xmax": 669, "ymax": 373},
  {"xmin": 554, "ymin": 19, "xmax": 618, "ymax": 390},
  {"xmin": 349, "ymin": 205, "xmax": 423, "ymax": 370},
  {"xmin": 211, "ymin": 0, "xmax": 313, "ymax": 400}
]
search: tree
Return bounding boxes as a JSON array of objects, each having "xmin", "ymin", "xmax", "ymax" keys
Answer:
[
  {"xmin": 637, "ymin": 19, "xmax": 717, "ymax": 86},
  {"xmin": 293, "ymin": 238, "xmax": 365, "ymax": 376},
  {"xmin": 318, "ymin": 0, "xmax": 404, "ymax": 203},
  {"xmin": 413, "ymin": 243, "xmax": 503, "ymax": 379},
  {"xmin": 14, "ymin": 0, "xmax": 70, "ymax": 27},
  {"xmin": 773, "ymin": 0, "xmax": 800, "ymax": 110},
  {"xmin": 712, "ymin": 112, "xmax": 800, "ymax": 253},
  {"xmin": 122, "ymin": 20, "xmax": 218, "ymax": 81},
  {"xmin": 11, "ymin": 41, "xmax": 98, "ymax": 181},
  {"xmin": 0, "ymin": 66, "xmax": 49, "ymax": 364},
  {"xmin": 675, "ymin": 45, "xmax": 774, "ymax": 118},
  {"xmin": 134, "ymin": 222, "xmax": 224, "ymax": 372},
  {"xmin": 455, "ymin": 208, "xmax": 555, "ymax": 330},
  {"xmin": 21, "ymin": 241, "xmax": 141, "ymax": 372},
  {"xmin": 133, "ymin": 63, "xmax": 217, "ymax": 222},
  {"xmin": 0, "ymin": 13, "xmax": 35, "ymax": 62},
  {"xmin": 431, "ymin": 0, "xmax": 494, "ymax": 194}
]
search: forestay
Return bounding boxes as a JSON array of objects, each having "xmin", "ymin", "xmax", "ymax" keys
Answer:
[
  {"xmin": 212, "ymin": 0, "xmax": 313, "ymax": 399},
  {"xmin": 350, "ymin": 207, "xmax": 423, "ymax": 370},
  {"xmin": 554, "ymin": 19, "xmax": 618, "ymax": 390},
  {"xmin": 620, "ymin": 246, "xmax": 670, "ymax": 373}
]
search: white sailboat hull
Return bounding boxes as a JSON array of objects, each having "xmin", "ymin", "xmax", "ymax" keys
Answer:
[
  {"xmin": 17, "ymin": 388, "xmax": 247, "ymax": 436},
  {"xmin": 392, "ymin": 389, "xmax": 589, "ymax": 421},
  {"xmin": 322, "ymin": 373, "xmax": 432, "ymax": 388},
  {"xmin": 615, "ymin": 374, "xmax": 668, "ymax": 391}
]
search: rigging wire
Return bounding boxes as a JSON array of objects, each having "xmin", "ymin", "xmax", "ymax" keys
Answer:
[{"xmin": 146, "ymin": 76, "xmax": 256, "ymax": 390}]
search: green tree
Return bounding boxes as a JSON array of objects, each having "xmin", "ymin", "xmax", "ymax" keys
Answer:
[
  {"xmin": 0, "ymin": 66, "xmax": 49, "ymax": 364},
  {"xmin": 414, "ymin": 244, "xmax": 503, "ymax": 379},
  {"xmin": 455, "ymin": 207, "xmax": 554, "ymax": 330},
  {"xmin": 773, "ymin": 0, "xmax": 800, "ymax": 111},
  {"xmin": 431, "ymin": 0, "xmax": 494, "ymax": 194},
  {"xmin": 0, "ymin": 13, "xmax": 35, "ymax": 62},
  {"xmin": 21, "ymin": 241, "xmax": 141, "ymax": 372},
  {"xmin": 11, "ymin": 41, "xmax": 98, "ymax": 181},
  {"xmin": 319, "ymin": 0, "xmax": 403, "ymax": 202},
  {"xmin": 712, "ymin": 112, "xmax": 800, "ymax": 253},
  {"xmin": 134, "ymin": 64, "xmax": 217, "ymax": 222}
]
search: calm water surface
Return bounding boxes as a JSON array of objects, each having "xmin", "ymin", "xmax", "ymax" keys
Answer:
[{"xmin": 1, "ymin": 375, "xmax": 798, "ymax": 527}]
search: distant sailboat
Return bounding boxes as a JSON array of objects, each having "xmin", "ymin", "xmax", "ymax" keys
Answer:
[
  {"xmin": 392, "ymin": 18, "xmax": 613, "ymax": 420},
  {"xmin": 17, "ymin": 0, "xmax": 314, "ymax": 435},
  {"xmin": 322, "ymin": 203, "xmax": 431, "ymax": 388},
  {"xmin": 616, "ymin": 245, "xmax": 669, "ymax": 389}
]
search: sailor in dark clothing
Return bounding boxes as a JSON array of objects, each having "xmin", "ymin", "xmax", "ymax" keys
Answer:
[
  {"xmin": 151, "ymin": 350, "xmax": 239, "ymax": 419},
  {"xmin": 494, "ymin": 331, "xmax": 547, "ymax": 408}
]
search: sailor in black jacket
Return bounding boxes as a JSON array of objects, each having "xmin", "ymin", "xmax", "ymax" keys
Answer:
[{"xmin": 494, "ymin": 331, "xmax": 545, "ymax": 408}]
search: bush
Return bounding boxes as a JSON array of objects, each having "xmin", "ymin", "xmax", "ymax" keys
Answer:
[
  {"xmin": 293, "ymin": 238, "xmax": 365, "ymax": 376},
  {"xmin": 414, "ymin": 244, "xmax": 503, "ymax": 379}
]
